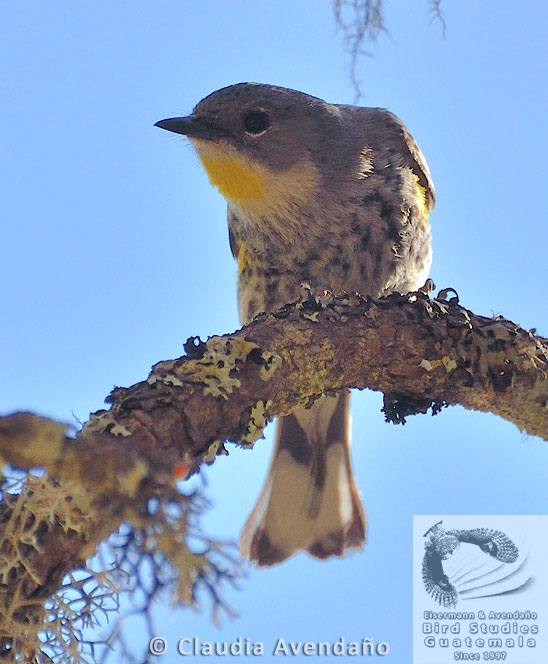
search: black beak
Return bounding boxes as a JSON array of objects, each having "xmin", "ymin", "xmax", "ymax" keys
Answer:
[{"xmin": 154, "ymin": 115, "xmax": 214, "ymax": 139}]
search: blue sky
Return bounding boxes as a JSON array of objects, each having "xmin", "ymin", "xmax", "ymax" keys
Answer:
[{"xmin": 1, "ymin": 1, "xmax": 547, "ymax": 662}]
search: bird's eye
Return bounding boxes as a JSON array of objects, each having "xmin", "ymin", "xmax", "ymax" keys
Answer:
[{"xmin": 243, "ymin": 111, "xmax": 270, "ymax": 135}]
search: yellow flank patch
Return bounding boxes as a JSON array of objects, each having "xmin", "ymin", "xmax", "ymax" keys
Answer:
[
  {"xmin": 417, "ymin": 184, "xmax": 430, "ymax": 220},
  {"xmin": 237, "ymin": 241, "xmax": 255, "ymax": 274},
  {"xmin": 198, "ymin": 155, "xmax": 265, "ymax": 203}
]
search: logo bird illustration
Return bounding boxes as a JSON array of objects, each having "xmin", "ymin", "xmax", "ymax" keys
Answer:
[{"xmin": 422, "ymin": 521, "xmax": 520, "ymax": 608}]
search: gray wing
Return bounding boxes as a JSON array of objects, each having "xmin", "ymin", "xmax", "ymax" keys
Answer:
[
  {"xmin": 422, "ymin": 545, "xmax": 458, "ymax": 608},
  {"xmin": 345, "ymin": 105, "xmax": 436, "ymax": 210},
  {"xmin": 227, "ymin": 205, "xmax": 243, "ymax": 260},
  {"xmin": 377, "ymin": 108, "xmax": 435, "ymax": 210},
  {"xmin": 399, "ymin": 118, "xmax": 436, "ymax": 210},
  {"xmin": 449, "ymin": 528, "xmax": 519, "ymax": 563}
]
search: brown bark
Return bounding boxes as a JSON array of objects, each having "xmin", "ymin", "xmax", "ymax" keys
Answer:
[{"xmin": 2, "ymin": 289, "xmax": 548, "ymax": 498}]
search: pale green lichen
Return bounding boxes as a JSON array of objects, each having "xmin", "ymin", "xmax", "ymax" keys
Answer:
[
  {"xmin": 110, "ymin": 423, "xmax": 132, "ymax": 437},
  {"xmin": 203, "ymin": 439, "xmax": 227, "ymax": 464},
  {"xmin": 85, "ymin": 411, "xmax": 117, "ymax": 434},
  {"xmin": 163, "ymin": 374, "xmax": 183, "ymax": 387},
  {"xmin": 121, "ymin": 459, "xmax": 149, "ymax": 497},
  {"xmin": 84, "ymin": 411, "xmax": 131, "ymax": 437},
  {"xmin": 302, "ymin": 311, "xmax": 320, "ymax": 322},
  {"xmin": 147, "ymin": 374, "xmax": 183, "ymax": 387},
  {"xmin": 292, "ymin": 340, "xmax": 335, "ymax": 397},
  {"xmin": 151, "ymin": 336, "xmax": 261, "ymax": 400},
  {"xmin": 420, "ymin": 357, "xmax": 456, "ymax": 373},
  {"xmin": 241, "ymin": 400, "xmax": 272, "ymax": 445},
  {"xmin": 203, "ymin": 375, "xmax": 241, "ymax": 399},
  {"xmin": 442, "ymin": 356, "xmax": 457, "ymax": 373},
  {"xmin": 260, "ymin": 351, "xmax": 282, "ymax": 380}
]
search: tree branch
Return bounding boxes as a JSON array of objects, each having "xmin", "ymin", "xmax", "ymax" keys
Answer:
[
  {"xmin": 96, "ymin": 288, "xmax": 548, "ymax": 456},
  {"xmin": 0, "ymin": 288, "xmax": 547, "ymax": 656},
  {"xmin": 3, "ymin": 288, "xmax": 548, "ymax": 478}
]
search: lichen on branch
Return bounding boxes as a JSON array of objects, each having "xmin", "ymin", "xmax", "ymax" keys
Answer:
[{"xmin": 100, "ymin": 286, "xmax": 548, "ymax": 470}]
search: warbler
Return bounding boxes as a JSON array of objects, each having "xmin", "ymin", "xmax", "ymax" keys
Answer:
[{"xmin": 155, "ymin": 83, "xmax": 435, "ymax": 567}]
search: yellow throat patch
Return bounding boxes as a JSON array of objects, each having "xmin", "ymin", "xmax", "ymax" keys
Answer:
[
  {"xmin": 192, "ymin": 140, "xmax": 265, "ymax": 204},
  {"xmin": 190, "ymin": 138, "xmax": 321, "ymax": 244}
]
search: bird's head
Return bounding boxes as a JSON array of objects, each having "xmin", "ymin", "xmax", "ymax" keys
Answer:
[{"xmin": 155, "ymin": 83, "xmax": 345, "ymax": 221}]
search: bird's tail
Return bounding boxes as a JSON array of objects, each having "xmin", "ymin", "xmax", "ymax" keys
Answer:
[{"xmin": 239, "ymin": 391, "xmax": 366, "ymax": 567}]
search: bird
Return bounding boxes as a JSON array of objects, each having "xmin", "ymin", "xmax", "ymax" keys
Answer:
[
  {"xmin": 155, "ymin": 82, "xmax": 435, "ymax": 567},
  {"xmin": 422, "ymin": 521, "xmax": 520, "ymax": 607}
]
